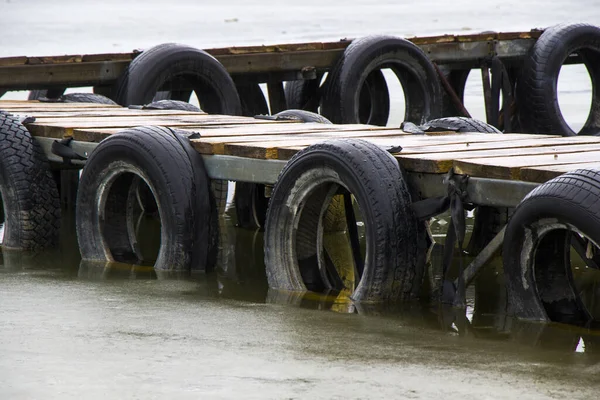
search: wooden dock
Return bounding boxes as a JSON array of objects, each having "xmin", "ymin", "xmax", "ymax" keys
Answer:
[{"xmin": 4, "ymin": 100, "xmax": 600, "ymax": 186}]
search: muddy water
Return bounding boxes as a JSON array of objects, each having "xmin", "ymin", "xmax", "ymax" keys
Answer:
[
  {"xmin": 2, "ymin": 208, "xmax": 600, "ymax": 399},
  {"xmin": 3, "ymin": 1, "xmax": 600, "ymax": 398}
]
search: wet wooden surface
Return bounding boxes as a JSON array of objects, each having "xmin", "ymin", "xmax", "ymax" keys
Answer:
[{"xmin": 3, "ymin": 100, "xmax": 600, "ymax": 183}]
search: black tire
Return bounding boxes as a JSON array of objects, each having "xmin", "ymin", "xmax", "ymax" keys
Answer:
[
  {"xmin": 321, "ymin": 35, "xmax": 441, "ymax": 125},
  {"xmin": 503, "ymin": 169, "xmax": 600, "ymax": 322},
  {"xmin": 285, "ymin": 70, "xmax": 390, "ymax": 126},
  {"xmin": 143, "ymin": 99, "xmax": 201, "ymax": 112},
  {"xmin": 234, "ymin": 182, "xmax": 268, "ymax": 229},
  {"xmin": 517, "ymin": 23, "xmax": 600, "ymax": 136},
  {"xmin": 76, "ymin": 126, "xmax": 218, "ymax": 271},
  {"xmin": 273, "ymin": 109, "xmax": 332, "ymax": 124},
  {"xmin": 285, "ymin": 79, "xmax": 320, "ymax": 112},
  {"xmin": 138, "ymin": 99, "xmax": 228, "ymax": 215},
  {"xmin": 60, "ymin": 93, "xmax": 117, "ymax": 105},
  {"xmin": 264, "ymin": 139, "xmax": 420, "ymax": 302},
  {"xmin": 0, "ymin": 111, "xmax": 60, "ymax": 250},
  {"xmin": 28, "ymin": 88, "xmax": 66, "ymax": 100},
  {"xmin": 423, "ymin": 116, "xmax": 501, "ymax": 134},
  {"xmin": 115, "ymin": 43, "xmax": 242, "ymax": 115},
  {"xmin": 423, "ymin": 117, "xmax": 505, "ymax": 255},
  {"xmin": 236, "ymin": 83, "xmax": 269, "ymax": 116}
]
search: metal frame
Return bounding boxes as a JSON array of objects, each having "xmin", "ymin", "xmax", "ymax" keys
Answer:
[{"xmin": 35, "ymin": 137, "xmax": 538, "ymax": 208}]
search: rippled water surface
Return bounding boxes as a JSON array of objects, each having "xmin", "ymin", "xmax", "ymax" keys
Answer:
[{"xmin": 2, "ymin": 1, "xmax": 600, "ymax": 398}]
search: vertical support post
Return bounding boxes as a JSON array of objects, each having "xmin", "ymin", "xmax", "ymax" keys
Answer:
[
  {"xmin": 267, "ymin": 82, "xmax": 287, "ymax": 114},
  {"xmin": 481, "ymin": 66, "xmax": 494, "ymax": 125}
]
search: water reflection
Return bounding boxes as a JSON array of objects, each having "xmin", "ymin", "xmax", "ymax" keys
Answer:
[{"xmin": 2, "ymin": 207, "xmax": 600, "ymax": 359}]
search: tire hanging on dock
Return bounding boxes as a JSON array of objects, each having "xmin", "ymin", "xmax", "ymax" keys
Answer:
[
  {"xmin": 264, "ymin": 139, "xmax": 422, "ymax": 302},
  {"xmin": 284, "ymin": 70, "xmax": 390, "ymax": 126},
  {"xmin": 517, "ymin": 23, "xmax": 600, "ymax": 136},
  {"xmin": 0, "ymin": 111, "xmax": 61, "ymax": 251},
  {"xmin": 321, "ymin": 35, "xmax": 442, "ymax": 125},
  {"xmin": 115, "ymin": 43, "xmax": 242, "ymax": 115},
  {"xmin": 76, "ymin": 126, "xmax": 218, "ymax": 272},
  {"xmin": 503, "ymin": 168, "xmax": 600, "ymax": 322}
]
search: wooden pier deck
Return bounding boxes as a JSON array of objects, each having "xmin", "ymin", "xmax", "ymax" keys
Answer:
[{"xmin": 3, "ymin": 99, "xmax": 600, "ymax": 185}]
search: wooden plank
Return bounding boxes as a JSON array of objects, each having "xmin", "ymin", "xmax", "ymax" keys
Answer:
[
  {"xmin": 0, "ymin": 101, "xmax": 120, "ymax": 109},
  {"xmin": 208, "ymin": 133, "xmax": 554, "ymax": 158},
  {"xmin": 520, "ymin": 163, "xmax": 600, "ymax": 183},
  {"xmin": 28, "ymin": 116, "xmax": 295, "ymax": 140},
  {"xmin": 190, "ymin": 129, "xmax": 412, "ymax": 154},
  {"xmin": 27, "ymin": 55, "xmax": 83, "ymax": 65},
  {"xmin": 408, "ymin": 30, "xmax": 541, "ymax": 45},
  {"xmin": 71, "ymin": 123, "xmax": 380, "ymax": 139},
  {"xmin": 0, "ymin": 56, "xmax": 28, "ymax": 67},
  {"xmin": 277, "ymin": 136, "xmax": 593, "ymax": 160},
  {"xmin": 454, "ymin": 151, "xmax": 600, "ymax": 180},
  {"xmin": 31, "ymin": 114, "xmax": 286, "ymax": 125},
  {"xmin": 206, "ymin": 41, "xmax": 350, "ymax": 56},
  {"xmin": 396, "ymin": 143, "xmax": 600, "ymax": 174},
  {"xmin": 72, "ymin": 124, "xmax": 388, "ymax": 143},
  {"xmin": 81, "ymin": 53, "xmax": 136, "ymax": 63},
  {"xmin": 8, "ymin": 109, "xmax": 204, "ymax": 118}
]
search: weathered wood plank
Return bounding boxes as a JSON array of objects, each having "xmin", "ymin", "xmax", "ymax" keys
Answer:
[
  {"xmin": 28, "ymin": 116, "xmax": 294, "ymax": 140},
  {"xmin": 210, "ymin": 133, "xmax": 553, "ymax": 158},
  {"xmin": 397, "ymin": 140, "xmax": 600, "ymax": 164},
  {"xmin": 190, "ymin": 129, "xmax": 412, "ymax": 154},
  {"xmin": 520, "ymin": 163, "xmax": 600, "ymax": 183},
  {"xmin": 397, "ymin": 143, "xmax": 600, "ymax": 173},
  {"xmin": 71, "ymin": 123, "xmax": 380, "ymax": 139},
  {"xmin": 0, "ymin": 56, "xmax": 28, "ymax": 67},
  {"xmin": 454, "ymin": 151, "xmax": 600, "ymax": 180},
  {"xmin": 3, "ymin": 109, "xmax": 206, "ymax": 118},
  {"xmin": 0, "ymin": 101, "xmax": 120, "ymax": 109}
]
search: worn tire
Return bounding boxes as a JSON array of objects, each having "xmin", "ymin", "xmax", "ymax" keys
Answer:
[
  {"xmin": 237, "ymin": 83, "xmax": 269, "ymax": 116},
  {"xmin": 264, "ymin": 139, "xmax": 420, "ymax": 302},
  {"xmin": 60, "ymin": 93, "xmax": 117, "ymax": 105},
  {"xmin": 321, "ymin": 35, "xmax": 441, "ymax": 125},
  {"xmin": 285, "ymin": 70, "xmax": 390, "ymax": 126},
  {"xmin": 142, "ymin": 99, "xmax": 201, "ymax": 112},
  {"xmin": 423, "ymin": 116, "xmax": 501, "ymax": 133},
  {"xmin": 503, "ymin": 169, "xmax": 600, "ymax": 322},
  {"xmin": 76, "ymin": 126, "xmax": 217, "ymax": 271},
  {"xmin": 0, "ymin": 111, "xmax": 60, "ymax": 250},
  {"xmin": 273, "ymin": 109, "xmax": 332, "ymax": 124},
  {"xmin": 284, "ymin": 79, "xmax": 321, "ymax": 112},
  {"xmin": 115, "ymin": 43, "xmax": 242, "ymax": 115},
  {"xmin": 517, "ymin": 23, "xmax": 600, "ymax": 136},
  {"xmin": 138, "ymin": 99, "xmax": 228, "ymax": 215},
  {"xmin": 28, "ymin": 88, "xmax": 66, "ymax": 100}
]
